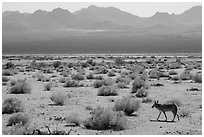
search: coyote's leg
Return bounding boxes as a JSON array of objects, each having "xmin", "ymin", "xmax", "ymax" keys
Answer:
[
  {"xmin": 163, "ymin": 112, "xmax": 168, "ymax": 121},
  {"xmin": 177, "ymin": 114, "xmax": 180, "ymax": 121},
  {"xmin": 156, "ymin": 112, "xmax": 161, "ymax": 120}
]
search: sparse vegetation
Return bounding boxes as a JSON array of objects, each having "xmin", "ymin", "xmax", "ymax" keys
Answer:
[
  {"xmin": 50, "ymin": 91, "xmax": 69, "ymax": 106},
  {"xmin": 2, "ymin": 98, "xmax": 24, "ymax": 114},
  {"xmin": 9, "ymin": 79, "xmax": 31, "ymax": 94},
  {"xmin": 44, "ymin": 82, "xmax": 52, "ymax": 91},
  {"xmin": 84, "ymin": 106, "xmax": 127, "ymax": 130},
  {"xmin": 97, "ymin": 86, "xmax": 118, "ymax": 96},
  {"xmin": 7, "ymin": 113, "xmax": 29, "ymax": 126},
  {"xmin": 65, "ymin": 112, "xmax": 81, "ymax": 126},
  {"xmin": 63, "ymin": 79, "xmax": 79, "ymax": 87},
  {"xmin": 192, "ymin": 73, "xmax": 202, "ymax": 83},
  {"xmin": 114, "ymin": 97, "xmax": 140, "ymax": 115},
  {"xmin": 136, "ymin": 88, "xmax": 149, "ymax": 98}
]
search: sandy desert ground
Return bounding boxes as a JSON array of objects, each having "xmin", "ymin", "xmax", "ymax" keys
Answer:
[{"xmin": 2, "ymin": 54, "xmax": 202, "ymax": 135}]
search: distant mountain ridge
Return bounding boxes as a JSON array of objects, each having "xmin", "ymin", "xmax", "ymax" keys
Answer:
[{"xmin": 2, "ymin": 5, "xmax": 202, "ymax": 54}]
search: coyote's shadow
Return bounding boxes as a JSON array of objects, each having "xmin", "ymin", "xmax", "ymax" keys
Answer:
[{"xmin": 150, "ymin": 119, "xmax": 176, "ymax": 123}]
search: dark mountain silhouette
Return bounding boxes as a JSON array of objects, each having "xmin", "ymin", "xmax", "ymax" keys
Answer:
[{"xmin": 2, "ymin": 5, "xmax": 202, "ymax": 54}]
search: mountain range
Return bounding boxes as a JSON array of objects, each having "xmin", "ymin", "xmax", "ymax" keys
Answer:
[{"xmin": 2, "ymin": 5, "xmax": 202, "ymax": 54}]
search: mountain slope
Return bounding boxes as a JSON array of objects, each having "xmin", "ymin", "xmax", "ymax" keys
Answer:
[{"xmin": 2, "ymin": 5, "xmax": 202, "ymax": 54}]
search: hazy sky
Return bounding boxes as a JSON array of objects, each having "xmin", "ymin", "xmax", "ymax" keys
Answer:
[{"xmin": 2, "ymin": 2, "xmax": 201, "ymax": 17}]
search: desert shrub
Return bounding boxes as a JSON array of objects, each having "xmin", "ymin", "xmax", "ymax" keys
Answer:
[
  {"xmin": 165, "ymin": 99, "xmax": 182, "ymax": 107},
  {"xmin": 142, "ymin": 97, "xmax": 153, "ymax": 103},
  {"xmin": 114, "ymin": 97, "xmax": 140, "ymax": 115},
  {"xmin": 117, "ymin": 82, "xmax": 128, "ymax": 89},
  {"xmin": 86, "ymin": 72, "xmax": 95, "ymax": 79},
  {"xmin": 71, "ymin": 73, "xmax": 84, "ymax": 81},
  {"xmin": 140, "ymin": 71, "xmax": 148, "ymax": 81},
  {"xmin": 4, "ymin": 62, "xmax": 15, "ymax": 69},
  {"xmin": 180, "ymin": 70, "xmax": 192, "ymax": 81},
  {"xmin": 179, "ymin": 109, "xmax": 191, "ymax": 117},
  {"xmin": 65, "ymin": 112, "xmax": 81, "ymax": 126},
  {"xmin": 85, "ymin": 105, "xmax": 93, "ymax": 111},
  {"xmin": 98, "ymin": 86, "xmax": 118, "ymax": 96},
  {"xmin": 115, "ymin": 57, "xmax": 125, "ymax": 66},
  {"xmin": 171, "ymin": 75, "xmax": 180, "ymax": 81},
  {"xmin": 108, "ymin": 70, "xmax": 116, "ymax": 77},
  {"xmin": 94, "ymin": 75, "xmax": 104, "ymax": 80},
  {"xmin": 7, "ymin": 113, "xmax": 29, "ymax": 126},
  {"xmin": 168, "ymin": 62, "xmax": 181, "ymax": 69},
  {"xmin": 3, "ymin": 123, "xmax": 34, "ymax": 135},
  {"xmin": 63, "ymin": 80, "xmax": 79, "ymax": 87},
  {"xmin": 2, "ymin": 69, "xmax": 14, "ymax": 76},
  {"xmin": 83, "ymin": 107, "xmax": 127, "ymax": 130},
  {"xmin": 53, "ymin": 61, "xmax": 61, "ymax": 68},
  {"xmin": 93, "ymin": 80, "xmax": 105, "ymax": 88},
  {"xmin": 2, "ymin": 98, "xmax": 24, "ymax": 114},
  {"xmin": 43, "ymin": 68, "xmax": 53, "ymax": 74},
  {"xmin": 9, "ymin": 80, "xmax": 31, "ymax": 94},
  {"xmin": 136, "ymin": 88, "xmax": 149, "ymax": 98},
  {"xmin": 42, "ymin": 76, "xmax": 51, "ymax": 82},
  {"xmin": 35, "ymin": 74, "xmax": 43, "ymax": 81},
  {"xmin": 50, "ymin": 91, "xmax": 69, "ymax": 106},
  {"xmin": 115, "ymin": 76, "xmax": 130, "ymax": 84},
  {"xmin": 44, "ymin": 82, "xmax": 52, "ymax": 91},
  {"xmin": 169, "ymin": 70, "xmax": 177, "ymax": 75},
  {"xmin": 131, "ymin": 77, "xmax": 148, "ymax": 93},
  {"xmin": 59, "ymin": 77, "xmax": 66, "ymax": 83},
  {"xmin": 94, "ymin": 67, "xmax": 108, "ymax": 74},
  {"xmin": 104, "ymin": 78, "xmax": 115, "ymax": 86},
  {"xmin": 149, "ymin": 69, "xmax": 161, "ymax": 79},
  {"xmin": 120, "ymin": 70, "xmax": 130, "ymax": 76},
  {"xmin": 2, "ymin": 76, "xmax": 9, "ymax": 82},
  {"xmin": 60, "ymin": 71, "xmax": 70, "ymax": 77},
  {"xmin": 192, "ymin": 73, "xmax": 202, "ymax": 83}
]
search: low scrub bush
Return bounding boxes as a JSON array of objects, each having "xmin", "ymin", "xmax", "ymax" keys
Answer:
[
  {"xmin": 94, "ymin": 75, "xmax": 104, "ymax": 80},
  {"xmin": 93, "ymin": 80, "xmax": 105, "ymax": 88},
  {"xmin": 9, "ymin": 80, "xmax": 31, "ymax": 94},
  {"xmin": 180, "ymin": 70, "xmax": 192, "ymax": 81},
  {"xmin": 104, "ymin": 78, "xmax": 115, "ymax": 86},
  {"xmin": 117, "ymin": 82, "xmax": 128, "ymax": 89},
  {"xmin": 50, "ymin": 91, "xmax": 69, "ymax": 106},
  {"xmin": 192, "ymin": 73, "xmax": 202, "ymax": 83},
  {"xmin": 131, "ymin": 77, "xmax": 148, "ymax": 93},
  {"xmin": 86, "ymin": 72, "xmax": 95, "ymax": 79},
  {"xmin": 59, "ymin": 77, "xmax": 66, "ymax": 83},
  {"xmin": 171, "ymin": 75, "xmax": 180, "ymax": 81},
  {"xmin": 65, "ymin": 112, "xmax": 81, "ymax": 126},
  {"xmin": 108, "ymin": 70, "xmax": 116, "ymax": 77},
  {"xmin": 71, "ymin": 73, "xmax": 84, "ymax": 81},
  {"xmin": 3, "ymin": 123, "xmax": 34, "ymax": 135},
  {"xmin": 83, "ymin": 106, "xmax": 127, "ymax": 130},
  {"xmin": 63, "ymin": 80, "xmax": 79, "ymax": 87},
  {"xmin": 114, "ymin": 97, "xmax": 140, "ymax": 115},
  {"xmin": 136, "ymin": 88, "xmax": 149, "ymax": 98},
  {"xmin": 115, "ymin": 76, "xmax": 130, "ymax": 84},
  {"xmin": 97, "ymin": 86, "xmax": 118, "ymax": 96},
  {"xmin": 2, "ymin": 98, "xmax": 24, "ymax": 114},
  {"xmin": 2, "ymin": 76, "xmax": 10, "ymax": 82},
  {"xmin": 2, "ymin": 69, "xmax": 14, "ymax": 76},
  {"xmin": 142, "ymin": 97, "xmax": 153, "ymax": 103},
  {"xmin": 44, "ymin": 82, "xmax": 52, "ymax": 91},
  {"xmin": 7, "ymin": 113, "xmax": 29, "ymax": 126},
  {"xmin": 85, "ymin": 105, "xmax": 93, "ymax": 111}
]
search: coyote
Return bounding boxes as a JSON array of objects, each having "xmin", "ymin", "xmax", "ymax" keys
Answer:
[{"xmin": 152, "ymin": 101, "xmax": 180, "ymax": 121}]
